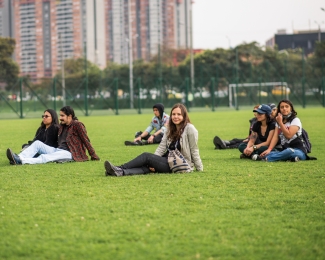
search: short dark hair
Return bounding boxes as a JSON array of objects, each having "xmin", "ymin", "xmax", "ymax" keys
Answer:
[{"xmin": 60, "ymin": 106, "xmax": 78, "ymax": 120}]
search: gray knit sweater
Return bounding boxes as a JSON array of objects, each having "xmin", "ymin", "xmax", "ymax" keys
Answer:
[{"xmin": 154, "ymin": 123, "xmax": 203, "ymax": 171}]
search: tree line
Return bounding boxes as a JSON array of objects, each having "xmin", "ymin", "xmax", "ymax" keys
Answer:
[{"xmin": 1, "ymin": 36, "xmax": 325, "ymax": 96}]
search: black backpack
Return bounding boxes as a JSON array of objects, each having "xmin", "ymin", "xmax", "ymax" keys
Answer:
[{"xmin": 296, "ymin": 128, "xmax": 312, "ymax": 154}]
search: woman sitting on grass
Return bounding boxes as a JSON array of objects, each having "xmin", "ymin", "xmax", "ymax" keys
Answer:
[
  {"xmin": 259, "ymin": 99, "xmax": 306, "ymax": 162},
  {"xmin": 22, "ymin": 109, "xmax": 60, "ymax": 150},
  {"xmin": 238, "ymin": 104, "xmax": 276, "ymax": 160},
  {"xmin": 104, "ymin": 103, "xmax": 203, "ymax": 176}
]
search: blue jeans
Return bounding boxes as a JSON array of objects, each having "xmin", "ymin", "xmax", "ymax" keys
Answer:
[
  {"xmin": 266, "ymin": 148, "xmax": 306, "ymax": 162},
  {"xmin": 19, "ymin": 140, "xmax": 72, "ymax": 165}
]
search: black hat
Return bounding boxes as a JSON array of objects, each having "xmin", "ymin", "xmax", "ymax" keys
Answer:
[{"xmin": 153, "ymin": 103, "xmax": 164, "ymax": 118}]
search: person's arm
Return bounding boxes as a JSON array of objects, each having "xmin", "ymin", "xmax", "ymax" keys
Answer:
[
  {"xmin": 134, "ymin": 130, "xmax": 150, "ymax": 142},
  {"xmin": 75, "ymin": 122, "xmax": 100, "ymax": 160},
  {"xmin": 243, "ymin": 131, "xmax": 257, "ymax": 156},
  {"xmin": 275, "ymin": 113, "xmax": 299, "ymax": 139},
  {"xmin": 187, "ymin": 126, "xmax": 203, "ymax": 171},
  {"xmin": 260, "ymin": 130, "xmax": 279, "ymax": 157},
  {"xmin": 154, "ymin": 129, "xmax": 168, "ymax": 156}
]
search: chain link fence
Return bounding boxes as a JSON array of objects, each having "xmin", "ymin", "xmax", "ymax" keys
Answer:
[{"xmin": 1, "ymin": 56, "xmax": 324, "ymax": 119}]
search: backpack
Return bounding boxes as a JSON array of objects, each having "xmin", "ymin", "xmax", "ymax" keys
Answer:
[{"xmin": 296, "ymin": 128, "xmax": 312, "ymax": 154}]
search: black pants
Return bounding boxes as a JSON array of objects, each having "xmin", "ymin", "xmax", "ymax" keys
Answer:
[
  {"xmin": 227, "ymin": 138, "xmax": 246, "ymax": 149},
  {"xmin": 121, "ymin": 152, "xmax": 171, "ymax": 176},
  {"xmin": 135, "ymin": 131, "xmax": 162, "ymax": 144}
]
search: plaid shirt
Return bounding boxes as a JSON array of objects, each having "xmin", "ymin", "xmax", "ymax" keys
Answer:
[{"xmin": 58, "ymin": 120, "xmax": 100, "ymax": 162}]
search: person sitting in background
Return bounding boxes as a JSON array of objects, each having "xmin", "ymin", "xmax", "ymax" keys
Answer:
[
  {"xmin": 259, "ymin": 100, "xmax": 307, "ymax": 162},
  {"xmin": 6, "ymin": 106, "xmax": 100, "ymax": 165},
  {"xmin": 238, "ymin": 104, "xmax": 276, "ymax": 160},
  {"xmin": 268, "ymin": 103, "xmax": 277, "ymax": 119},
  {"xmin": 125, "ymin": 103, "xmax": 169, "ymax": 146},
  {"xmin": 105, "ymin": 103, "xmax": 203, "ymax": 177},
  {"xmin": 213, "ymin": 104, "xmax": 259, "ymax": 149},
  {"xmin": 21, "ymin": 109, "xmax": 59, "ymax": 151}
]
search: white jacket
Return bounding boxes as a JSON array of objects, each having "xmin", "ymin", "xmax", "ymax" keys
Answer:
[{"xmin": 154, "ymin": 123, "xmax": 203, "ymax": 171}]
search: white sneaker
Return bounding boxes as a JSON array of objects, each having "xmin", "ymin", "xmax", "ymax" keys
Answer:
[{"xmin": 251, "ymin": 154, "xmax": 262, "ymax": 161}]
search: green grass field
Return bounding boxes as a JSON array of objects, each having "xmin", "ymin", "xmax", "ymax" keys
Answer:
[{"xmin": 1, "ymin": 107, "xmax": 325, "ymax": 260}]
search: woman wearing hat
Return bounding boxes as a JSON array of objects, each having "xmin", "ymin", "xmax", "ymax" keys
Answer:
[
  {"xmin": 238, "ymin": 104, "xmax": 276, "ymax": 160},
  {"xmin": 260, "ymin": 99, "xmax": 307, "ymax": 162}
]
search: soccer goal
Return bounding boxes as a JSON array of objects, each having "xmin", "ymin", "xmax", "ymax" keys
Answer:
[{"xmin": 228, "ymin": 82, "xmax": 289, "ymax": 108}]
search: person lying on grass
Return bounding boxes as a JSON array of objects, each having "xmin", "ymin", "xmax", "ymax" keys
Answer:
[
  {"xmin": 213, "ymin": 104, "xmax": 259, "ymax": 149},
  {"xmin": 124, "ymin": 103, "xmax": 169, "ymax": 146},
  {"xmin": 105, "ymin": 103, "xmax": 203, "ymax": 176},
  {"xmin": 6, "ymin": 106, "xmax": 100, "ymax": 165},
  {"xmin": 238, "ymin": 104, "xmax": 276, "ymax": 160},
  {"xmin": 258, "ymin": 99, "xmax": 307, "ymax": 162}
]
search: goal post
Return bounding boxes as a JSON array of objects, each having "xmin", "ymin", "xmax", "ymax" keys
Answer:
[{"xmin": 228, "ymin": 82, "xmax": 289, "ymax": 108}]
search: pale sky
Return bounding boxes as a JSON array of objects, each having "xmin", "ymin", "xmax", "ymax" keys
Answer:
[{"xmin": 193, "ymin": 0, "xmax": 325, "ymax": 50}]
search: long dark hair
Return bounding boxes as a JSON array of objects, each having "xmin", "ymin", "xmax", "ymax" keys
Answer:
[
  {"xmin": 41, "ymin": 109, "xmax": 59, "ymax": 128},
  {"xmin": 266, "ymin": 113, "xmax": 273, "ymax": 124},
  {"xmin": 167, "ymin": 103, "xmax": 191, "ymax": 142},
  {"xmin": 277, "ymin": 99, "xmax": 297, "ymax": 123},
  {"xmin": 60, "ymin": 106, "xmax": 78, "ymax": 120}
]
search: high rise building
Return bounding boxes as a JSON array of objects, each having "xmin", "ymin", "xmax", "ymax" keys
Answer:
[
  {"xmin": 266, "ymin": 29, "xmax": 325, "ymax": 55},
  {"xmin": 0, "ymin": 0, "xmax": 15, "ymax": 38},
  {"xmin": 105, "ymin": 0, "xmax": 191, "ymax": 64},
  {"xmin": 1, "ymin": 0, "xmax": 106, "ymax": 79},
  {"xmin": 1, "ymin": 0, "xmax": 191, "ymax": 78}
]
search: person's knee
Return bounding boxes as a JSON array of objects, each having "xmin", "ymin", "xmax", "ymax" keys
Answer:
[
  {"xmin": 238, "ymin": 143, "xmax": 246, "ymax": 153},
  {"xmin": 33, "ymin": 140, "xmax": 42, "ymax": 145}
]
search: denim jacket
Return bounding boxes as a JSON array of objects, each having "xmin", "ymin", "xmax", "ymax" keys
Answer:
[{"xmin": 145, "ymin": 112, "xmax": 169, "ymax": 134}]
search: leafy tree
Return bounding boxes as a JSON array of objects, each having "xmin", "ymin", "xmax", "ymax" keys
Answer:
[{"xmin": 0, "ymin": 37, "xmax": 19, "ymax": 87}]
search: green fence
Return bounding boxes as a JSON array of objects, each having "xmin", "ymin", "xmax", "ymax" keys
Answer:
[{"xmin": 1, "ymin": 56, "xmax": 324, "ymax": 119}]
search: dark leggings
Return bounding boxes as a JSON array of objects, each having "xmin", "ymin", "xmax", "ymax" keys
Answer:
[
  {"xmin": 238, "ymin": 142, "xmax": 268, "ymax": 155},
  {"xmin": 136, "ymin": 132, "xmax": 163, "ymax": 144},
  {"xmin": 122, "ymin": 152, "xmax": 171, "ymax": 176}
]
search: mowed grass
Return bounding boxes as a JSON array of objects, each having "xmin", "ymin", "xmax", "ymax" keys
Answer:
[{"xmin": 0, "ymin": 107, "xmax": 324, "ymax": 260}]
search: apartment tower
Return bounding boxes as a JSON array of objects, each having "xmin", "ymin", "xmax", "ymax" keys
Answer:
[
  {"xmin": 105, "ymin": 0, "xmax": 191, "ymax": 64},
  {"xmin": 0, "ymin": 0, "xmax": 105, "ymax": 79}
]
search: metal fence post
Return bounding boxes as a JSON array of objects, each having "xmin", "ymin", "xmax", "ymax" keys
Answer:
[
  {"xmin": 114, "ymin": 78, "xmax": 119, "ymax": 115},
  {"xmin": 19, "ymin": 77, "xmax": 23, "ymax": 118},
  {"xmin": 302, "ymin": 50, "xmax": 306, "ymax": 108},
  {"xmin": 322, "ymin": 59, "xmax": 325, "ymax": 107},
  {"xmin": 185, "ymin": 77, "xmax": 189, "ymax": 111},
  {"xmin": 52, "ymin": 77, "xmax": 57, "ymax": 111},
  {"xmin": 138, "ymin": 77, "xmax": 142, "ymax": 114},
  {"xmin": 211, "ymin": 77, "xmax": 215, "ymax": 111},
  {"xmin": 84, "ymin": 42, "xmax": 89, "ymax": 116},
  {"xmin": 235, "ymin": 47, "xmax": 239, "ymax": 110}
]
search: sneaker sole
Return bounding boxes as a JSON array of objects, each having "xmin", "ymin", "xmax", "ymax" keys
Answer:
[
  {"xmin": 6, "ymin": 148, "xmax": 16, "ymax": 165},
  {"xmin": 213, "ymin": 136, "xmax": 226, "ymax": 149},
  {"xmin": 124, "ymin": 141, "xmax": 141, "ymax": 146},
  {"xmin": 104, "ymin": 161, "xmax": 116, "ymax": 176}
]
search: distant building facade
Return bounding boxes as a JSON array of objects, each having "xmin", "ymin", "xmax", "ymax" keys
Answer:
[
  {"xmin": 0, "ymin": 0, "xmax": 106, "ymax": 78},
  {"xmin": 0, "ymin": 0, "xmax": 191, "ymax": 78},
  {"xmin": 266, "ymin": 29, "xmax": 325, "ymax": 55},
  {"xmin": 105, "ymin": 0, "xmax": 191, "ymax": 64}
]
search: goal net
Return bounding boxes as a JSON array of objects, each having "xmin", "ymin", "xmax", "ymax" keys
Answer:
[{"xmin": 228, "ymin": 82, "xmax": 289, "ymax": 108}]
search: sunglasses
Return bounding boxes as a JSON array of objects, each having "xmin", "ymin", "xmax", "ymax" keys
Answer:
[{"xmin": 42, "ymin": 115, "xmax": 51, "ymax": 118}]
